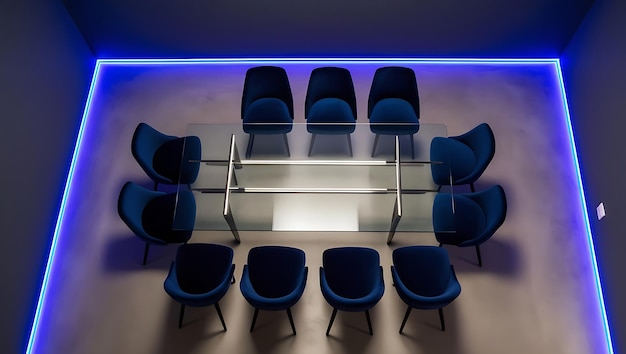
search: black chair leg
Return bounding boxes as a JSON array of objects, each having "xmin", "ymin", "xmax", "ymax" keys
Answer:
[
  {"xmin": 326, "ymin": 308, "xmax": 338, "ymax": 336},
  {"xmin": 365, "ymin": 310, "xmax": 373, "ymax": 335},
  {"xmin": 438, "ymin": 308, "xmax": 446, "ymax": 331},
  {"xmin": 215, "ymin": 302, "xmax": 227, "ymax": 331},
  {"xmin": 399, "ymin": 306, "xmax": 412, "ymax": 334},
  {"xmin": 476, "ymin": 245, "xmax": 483, "ymax": 267},
  {"xmin": 410, "ymin": 134, "xmax": 415, "ymax": 160},
  {"xmin": 142, "ymin": 243, "xmax": 150, "ymax": 266},
  {"xmin": 286, "ymin": 308, "xmax": 296, "ymax": 335},
  {"xmin": 178, "ymin": 304, "xmax": 186, "ymax": 329},
  {"xmin": 246, "ymin": 134, "xmax": 255, "ymax": 159},
  {"xmin": 347, "ymin": 134, "xmax": 353, "ymax": 157},
  {"xmin": 283, "ymin": 134, "xmax": 290, "ymax": 157},
  {"xmin": 371, "ymin": 134, "xmax": 380, "ymax": 157},
  {"xmin": 250, "ymin": 308, "xmax": 259, "ymax": 332},
  {"xmin": 308, "ymin": 134, "xmax": 316, "ymax": 156},
  {"xmin": 231, "ymin": 275, "xmax": 236, "ymax": 284}
]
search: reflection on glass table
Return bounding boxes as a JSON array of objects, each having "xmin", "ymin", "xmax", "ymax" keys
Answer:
[{"xmin": 174, "ymin": 123, "xmax": 455, "ymax": 244}]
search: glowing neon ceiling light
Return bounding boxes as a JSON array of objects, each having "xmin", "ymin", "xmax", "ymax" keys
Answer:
[{"xmin": 25, "ymin": 58, "xmax": 613, "ymax": 354}]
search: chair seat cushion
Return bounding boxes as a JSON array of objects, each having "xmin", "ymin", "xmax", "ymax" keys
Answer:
[
  {"xmin": 433, "ymin": 194, "xmax": 486, "ymax": 245},
  {"xmin": 307, "ymin": 98, "xmax": 356, "ymax": 134},
  {"xmin": 369, "ymin": 98, "xmax": 419, "ymax": 135},
  {"xmin": 153, "ymin": 138, "xmax": 185, "ymax": 183},
  {"xmin": 430, "ymin": 137, "xmax": 477, "ymax": 184},
  {"xmin": 142, "ymin": 193, "xmax": 193, "ymax": 243},
  {"xmin": 243, "ymin": 97, "xmax": 293, "ymax": 134}
]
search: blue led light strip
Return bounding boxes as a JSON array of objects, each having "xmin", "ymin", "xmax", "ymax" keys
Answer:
[
  {"xmin": 25, "ymin": 58, "xmax": 613, "ymax": 354},
  {"xmin": 554, "ymin": 60, "xmax": 614, "ymax": 354},
  {"xmin": 96, "ymin": 57, "xmax": 557, "ymax": 65},
  {"xmin": 25, "ymin": 61, "xmax": 103, "ymax": 354}
]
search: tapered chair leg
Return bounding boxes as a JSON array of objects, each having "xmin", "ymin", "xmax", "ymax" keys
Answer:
[
  {"xmin": 365, "ymin": 310, "xmax": 373, "ymax": 335},
  {"xmin": 286, "ymin": 308, "xmax": 296, "ymax": 335},
  {"xmin": 142, "ymin": 243, "xmax": 150, "ymax": 266},
  {"xmin": 246, "ymin": 134, "xmax": 255, "ymax": 159},
  {"xmin": 399, "ymin": 306, "xmax": 412, "ymax": 334},
  {"xmin": 250, "ymin": 308, "xmax": 260, "ymax": 332},
  {"xmin": 347, "ymin": 134, "xmax": 353, "ymax": 157},
  {"xmin": 476, "ymin": 245, "xmax": 482, "ymax": 267},
  {"xmin": 371, "ymin": 134, "xmax": 380, "ymax": 157},
  {"xmin": 326, "ymin": 308, "xmax": 338, "ymax": 336},
  {"xmin": 438, "ymin": 308, "xmax": 446, "ymax": 331},
  {"xmin": 178, "ymin": 304, "xmax": 186, "ymax": 329},
  {"xmin": 410, "ymin": 134, "xmax": 415, "ymax": 160},
  {"xmin": 283, "ymin": 134, "xmax": 290, "ymax": 157},
  {"xmin": 215, "ymin": 303, "xmax": 227, "ymax": 331},
  {"xmin": 308, "ymin": 134, "xmax": 316, "ymax": 156}
]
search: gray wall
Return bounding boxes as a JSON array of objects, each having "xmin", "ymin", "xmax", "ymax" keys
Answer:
[
  {"xmin": 561, "ymin": 0, "xmax": 626, "ymax": 352},
  {"xmin": 62, "ymin": 0, "xmax": 592, "ymax": 58},
  {"xmin": 0, "ymin": 1, "xmax": 94, "ymax": 353}
]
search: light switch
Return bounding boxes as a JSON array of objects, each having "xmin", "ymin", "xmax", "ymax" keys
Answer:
[{"xmin": 596, "ymin": 202, "xmax": 606, "ymax": 220}]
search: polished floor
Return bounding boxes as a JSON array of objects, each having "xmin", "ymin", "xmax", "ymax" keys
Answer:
[{"xmin": 31, "ymin": 61, "xmax": 609, "ymax": 354}]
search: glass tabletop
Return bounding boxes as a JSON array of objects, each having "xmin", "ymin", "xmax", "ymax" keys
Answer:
[{"xmin": 174, "ymin": 122, "xmax": 454, "ymax": 243}]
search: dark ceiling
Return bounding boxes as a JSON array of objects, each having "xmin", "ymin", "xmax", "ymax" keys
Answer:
[{"xmin": 63, "ymin": 0, "xmax": 594, "ymax": 58}]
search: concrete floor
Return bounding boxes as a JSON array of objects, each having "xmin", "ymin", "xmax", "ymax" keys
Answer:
[{"xmin": 30, "ymin": 61, "xmax": 609, "ymax": 354}]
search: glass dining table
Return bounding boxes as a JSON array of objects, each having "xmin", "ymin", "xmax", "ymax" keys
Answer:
[{"xmin": 174, "ymin": 122, "xmax": 455, "ymax": 244}]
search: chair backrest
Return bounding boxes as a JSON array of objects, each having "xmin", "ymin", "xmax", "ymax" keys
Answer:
[
  {"xmin": 247, "ymin": 246, "xmax": 306, "ymax": 298},
  {"xmin": 152, "ymin": 136, "xmax": 202, "ymax": 185},
  {"xmin": 367, "ymin": 66, "xmax": 420, "ymax": 119},
  {"xmin": 118, "ymin": 181, "xmax": 195, "ymax": 244},
  {"xmin": 132, "ymin": 123, "xmax": 176, "ymax": 181},
  {"xmin": 323, "ymin": 247, "xmax": 380, "ymax": 298},
  {"xmin": 118, "ymin": 181, "xmax": 163, "ymax": 237},
  {"xmin": 468, "ymin": 184, "xmax": 507, "ymax": 244},
  {"xmin": 241, "ymin": 66, "xmax": 294, "ymax": 119},
  {"xmin": 176, "ymin": 244, "xmax": 234, "ymax": 294},
  {"xmin": 305, "ymin": 67, "xmax": 357, "ymax": 120},
  {"xmin": 453, "ymin": 123, "xmax": 495, "ymax": 181},
  {"xmin": 132, "ymin": 123, "xmax": 201, "ymax": 185},
  {"xmin": 393, "ymin": 246, "xmax": 451, "ymax": 296}
]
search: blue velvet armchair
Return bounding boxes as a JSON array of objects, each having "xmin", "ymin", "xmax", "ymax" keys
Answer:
[
  {"xmin": 320, "ymin": 247, "xmax": 385, "ymax": 335},
  {"xmin": 368, "ymin": 66, "xmax": 420, "ymax": 159},
  {"xmin": 391, "ymin": 246, "xmax": 461, "ymax": 333},
  {"xmin": 430, "ymin": 123, "xmax": 495, "ymax": 192},
  {"xmin": 241, "ymin": 66, "xmax": 294, "ymax": 158},
  {"xmin": 433, "ymin": 184, "xmax": 507, "ymax": 267},
  {"xmin": 117, "ymin": 181, "xmax": 195, "ymax": 265},
  {"xmin": 305, "ymin": 66, "xmax": 357, "ymax": 156},
  {"xmin": 164, "ymin": 243, "xmax": 235, "ymax": 329},
  {"xmin": 131, "ymin": 122, "xmax": 201, "ymax": 190},
  {"xmin": 240, "ymin": 246, "xmax": 308, "ymax": 335}
]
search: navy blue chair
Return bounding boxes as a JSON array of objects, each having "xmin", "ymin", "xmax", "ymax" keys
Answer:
[
  {"xmin": 320, "ymin": 247, "xmax": 385, "ymax": 336},
  {"xmin": 391, "ymin": 246, "xmax": 461, "ymax": 333},
  {"xmin": 241, "ymin": 66, "xmax": 294, "ymax": 159},
  {"xmin": 368, "ymin": 66, "xmax": 420, "ymax": 159},
  {"xmin": 433, "ymin": 184, "xmax": 507, "ymax": 267},
  {"xmin": 430, "ymin": 123, "xmax": 496, "ymax": 192},
  {"xmin": 164, "ymin": 243, "xmax": 235, "ymax": 330},
  {"xmin": 118, "ymin": 181, "xmax": 195, "ymax": 265},
  {"xmin": 240, "ymin": 246, "xmax": 308, "ymax": 335},
  {"xmin": 131, "ymin": 122, "xmax": 201, "ymax": 191},
  {"xmin": 305, "ymin": 67, "xmax": 357, "ymax": 156}
]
